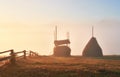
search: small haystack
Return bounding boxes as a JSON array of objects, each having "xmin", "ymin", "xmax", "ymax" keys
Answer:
[
  {"xmin": 82, "ymin": 37, "xmax": 103, "ymax": 57},
  {"xmin": 53, "ymin": 39, "xmax": 71, "ymax": 57},
  {"xmin": 53, "ymin": 26, "xmax": 71, "ymax": 57},
  {"xmin": 54, "ymin": 46, "xmax": 71, "ymax": 57}
]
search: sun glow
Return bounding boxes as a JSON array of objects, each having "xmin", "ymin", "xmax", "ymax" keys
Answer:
[{"xmin": 0, "ymin": 0, "xmax": 120, "ymax": 55}]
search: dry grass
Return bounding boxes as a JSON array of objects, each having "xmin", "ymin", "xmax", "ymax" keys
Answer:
[{"xmin": 0, "ymin": 56, "xmax": 120, "ymax": 77}]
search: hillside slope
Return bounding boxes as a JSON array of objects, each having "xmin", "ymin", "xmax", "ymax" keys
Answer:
[{"xmin": 0, "ymin": 56, "xmax": 120, "ymax": 77}]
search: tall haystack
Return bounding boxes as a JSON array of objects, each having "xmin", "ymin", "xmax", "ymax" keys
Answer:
[
  {"xmin": 82, "ymin": 37, "xmax": 103, "ymax": 57},
  {"xmin": 82, "ymin": 27, "xmax": 103, "ymax": 57}
]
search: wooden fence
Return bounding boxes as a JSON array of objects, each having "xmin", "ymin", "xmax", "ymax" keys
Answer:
[
  {"xmin": 0, "ymin": 49, "xmax": 39, "ymax": 65},
  {"xmin": 0, "ymin": 49, "xmax": 27, "ymax": 65},
  {"xmin": 29, "ymin": 51, "xmax": 39, "ymax": 57}
]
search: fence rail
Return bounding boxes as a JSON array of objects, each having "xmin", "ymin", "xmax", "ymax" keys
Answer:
[
  {"xmin": 0, "ymin": 50, "xmax": 26, "ymax": 65},
  {"xmin": 29, "ymin": 51, "xmax": 39, "ymax": 57},
  {"xmin": 0, "ymin": 50, "xmax": 39, "ymax": 65},
  {"xmin": 0, "ymin": 56, "xmax": 11, "ymax": 61},
  {"xmin": 0, "ymin": 50, "xmax": 12, "ymax": 54}
]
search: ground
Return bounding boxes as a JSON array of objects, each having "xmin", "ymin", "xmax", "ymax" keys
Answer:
[{"xmin": 0, "ymin": 56, "xmax": 120, "ymax": 77}]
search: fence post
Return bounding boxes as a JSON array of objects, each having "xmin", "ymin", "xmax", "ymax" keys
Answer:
[
  {"xmin": 23, "ymin": 50, "xmax": 26, "ymax": 59},
  {"xmin": 29, "ymin": 51, "xmax": 31, "ymax": 57},
  {"xmin": 10, "ymin": 49, "xmax": 16, "ymax": 65}
]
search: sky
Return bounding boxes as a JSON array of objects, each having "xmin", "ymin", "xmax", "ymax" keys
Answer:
[{"xmin": 0, "ymin": 0, "xmax": 120, "ymax": 55}]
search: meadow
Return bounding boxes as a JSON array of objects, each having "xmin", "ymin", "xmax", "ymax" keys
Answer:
[{"xmin": 0, "ymin": 56, "xmax": 120, "ymax": 77}]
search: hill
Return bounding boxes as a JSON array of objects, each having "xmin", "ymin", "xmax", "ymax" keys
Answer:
[{"xmin": 0, "ymin": 56, "xmax": 120, "ymax": 77}]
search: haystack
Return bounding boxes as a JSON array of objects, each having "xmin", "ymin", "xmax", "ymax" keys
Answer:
[
  {"xmin": 53, "ymin": 39, "xmax": 71, "ymax": 57},
  {"xmin": 54, "ymin": 46, "xmax": 71, "ymax": 57},
  {"xmin": 82, "ymin": 37, "xmax": 103, "ymax": 57}
]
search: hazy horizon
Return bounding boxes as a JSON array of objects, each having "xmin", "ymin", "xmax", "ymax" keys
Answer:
[{"xmin": 0, "ymin": 0, "xmax": 120, "ymax": 55}]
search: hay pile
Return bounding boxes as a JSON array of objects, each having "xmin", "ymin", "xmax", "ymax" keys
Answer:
[
  {"xmin": 53, "ymin": 46, "xmax": 71, "ymax": 57},
  {"xmin": 82, "ymin": 37, "xmax": 103, "ymax": 57}
]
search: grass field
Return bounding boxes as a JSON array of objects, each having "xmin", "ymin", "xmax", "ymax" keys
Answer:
[{"xmin": 0, "ymin": 56, "xmax": 120, "ymax": 77}]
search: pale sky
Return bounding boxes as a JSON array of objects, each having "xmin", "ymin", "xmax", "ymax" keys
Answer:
[{"xmin": 0, "ymin": 0, "xmax": 120, "ymax": 55}]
